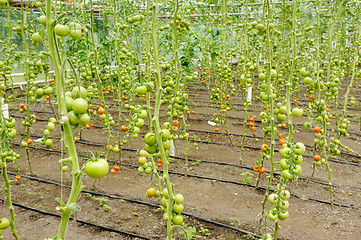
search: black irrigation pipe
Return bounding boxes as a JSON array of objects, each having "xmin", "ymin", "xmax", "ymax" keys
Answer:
[
  {"xmin": 12, "ymin": 143, "xmax": 359, "ymax": 209},
  {"xmin": 0, "ymin": 197, "xmax": 154, "ymax": 240},
  {"xmin": 2, "ymin": 171, "xmax": 261, "ymax": 239}
]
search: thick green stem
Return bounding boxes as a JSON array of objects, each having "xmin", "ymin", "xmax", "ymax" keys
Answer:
[
  {"xmin": 45, "ymin": 1, "xmax": 83, "ymax": 239},
  {"xmin": 150, "ymin": 1, "xmax": 174, "ymax": 239}
]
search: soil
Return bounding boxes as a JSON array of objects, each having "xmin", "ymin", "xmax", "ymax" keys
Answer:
[{"xmin": 1, "ymin": 83, "xmax": 361, "ymax": 240}]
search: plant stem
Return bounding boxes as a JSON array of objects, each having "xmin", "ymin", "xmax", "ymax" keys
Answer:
[{"xmin": 45, "ymin": 1, "xmax": 83, "ymax": 239}]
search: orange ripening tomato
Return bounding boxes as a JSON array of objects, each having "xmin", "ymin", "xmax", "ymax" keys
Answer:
[
  {"xmin": 314, "ymin": 126, "xmax": 321, "ymax": 133},
  {"xmin": 253, "ymin": 165, "xmax": 259, "ymax": 172},
  {"xmin": 172, "ymin": 120, "xmax": 179, "ymax": 127},
  {"xmin": 214, "ymin": 128, "xmax": 220, "ymax": 132},
  {"xmin": 313, "ymin": 155, "xmax": 321, "ymax": 161},
  {"xmin": 15, "ymin": 175, "xmax": 21, "ymax": 181},
  {"xmin": 261, "ymin": 144, "xmax": 269, "ymax": 151},
  {"xmin": 279, "ymin": 138, "xmax": 286, "ymax": 146},
  {"xmin": 259, "ymin": 167, "xmax": 266, "ymax": 174},
  {"xmin": 27, "ymin": 138, "xmax": 33, "ymax": 145},
  {"xmin": 98, "ymin": 107, "xmax": 105, "ymax": 114}
]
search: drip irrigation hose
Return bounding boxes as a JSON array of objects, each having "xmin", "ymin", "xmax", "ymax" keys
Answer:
[
  {"xmin": 11, "ymin": 143, "xmax": 359, "ymax": 209},
  {"xmin": 0, "ymin": 197, "xmax": 154, "ymax": 240},
  {"xmin": 1, "ymin": 171, "xmax": 262, "ymax": 239}
]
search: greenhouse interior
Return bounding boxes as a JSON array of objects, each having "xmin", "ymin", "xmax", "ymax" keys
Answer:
[{"xmin": 0, "ymin": 0, "xmax": 360, "ymax": 239}]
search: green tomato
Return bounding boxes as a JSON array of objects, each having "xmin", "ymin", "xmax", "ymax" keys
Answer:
[
  {"xmin": 133, "ymin": 127, "xmax": 140, "ymax": 134},
  {"xmin": 279, "ymin": 106, "xmax": 287, "ymax": 114},
  {"xmin": 161, "ymin": 197, "xmax": 168, "ymax": 207},
  {"xmin": 291, "ymin": 108, "xmax": 303, "ymax": 117},
  {"xmin": 268, "ymin": 210, "xmax": 278, "ymax": 221},
  {"xmin": 135, "ymin": 85, "xmax": 147, "ymax": 95},
  {"xmin": 68, "ymin": 111, "xmax": 81, "ymax": 126},
  {"xmin": 7, "ymin": 128, "xmax": 17, "ymax": 139},
  {"xmin": 279, "ymin": 147, "xmax": 292, "ymax": 159},
  {"xmin": 278, "ymin": 210, "xmax": 289, "ymax": 221},
  {"xmin": 65, "ymin": 96, "xmax": 73, "ymax": 111},
  {"xmin": 43, "ymin": 129, "xmax": 50, "ymax": 138},
  {"xmin": 144, "ymin": 144, "xmax": 157, "ymax": 154},
  {"xmin": 71, "ymin": 86, "xmax": 87, "ymax": 99},
  {"xmin": 138, "ymin": 110, "xmax": 147, "ymax": 119},
  {"xmin": 144, "ymin": 132, "xmax": 156, "ymax": 145},
  {"xmin": 138, "ymin": 166, "xmax": 145, "ymax": 173},
  {"xmin": 21, "ymin": 141, "xmax": 28, "ymax": 147},
  {"xmin": 138, "ymin": 156, "xmax": 147, "ymax": 165},
  {"xmin": 299, "ymin": 67, "xmax": 308, "ymax": 76},
  {"xmin": 303, "ymin": 76, "xmax": 313, "ymax": 85},
  {"xmin": 62, "ymin": 166, "xmax": 69, "ymax": 172},
  {"xmin": 72, "ymin": 98, "xmax": 88, "ymax": 114},
  {"xmin": 36, "ymin": 88, "xmax": 44, "ymax": 98},
  {"xmin": 144, "ymin": 167, "xmax": 152, "ymax": 174},
  {"xmin": 280, "ymin": 190, "xmax": 291, "ymax": 200},
  {"xmin": 161, "ymin": 129, "xmax": 171, "ymax": 140},
  {"xmin": 84, "ymin": 158, "xmax": 109, "ymax": 178},
  {"xmin": 303, "ymin": 121, "xmax": 312, "ymax": 130},
  {"xmin": 54, "ymin": 24, "xmax": 70, "ymax": 37},
  {"xmin": 172, "ymin": 215, "xmax": 183, "ymax": 225},
  {"xmin": 135, "ymin": 118, "xmax": 145, "ymax": 127},
  {"xmin": 281, "ymin": 169, "xmax": 292, "ymax": 179},
  {"xmin": 38, "ymin": 15, "xmax": 46, "ymax": 26},
  {"xmin": 80, "ymin": 113, "xmax": 91, "ymax": 124},
  {"xmin": 277, "ymin": 113, "xmax": 287, "ymax": 122},
  {"xmin": 47, "ymin": 122, "xmax": 56, "ymax": 131},
  {"xmin": 146, "ymin": 82, "xmax": 154, "ymax": 92},
  {"xmin": 293, "ymin": 142, "xmax": 306, "ymax": 155},
  {"xmin": 163, "ymin": 140, "xmax": 171, "ymax": 150},
  {"xmin": 4, "ymin": 117, "xmax": 16, "ymax": 128},
  {"xmin": 260, "ymin": 112, "xmax": 268, "ymax": 119},
  {"xmin": 173, "ymin": 203, "xmax": 184, "ymax": 214},
  {"xmin": 44, "ymin": 86, "xmax": 53, "ymax": 95},
  {"xmin": 292, "ymin": 154, "xmax": 303, "ymax": 164},
  {"xmin": 268, "ymin": 193, "xmax": 278, "ymax": 204},
  {"xmin": 162, "ymin": 188, "xmax": 169, "ymax": 198},
  {"xmin": 139, "ymin": 149, "xmax": 150, "ymax": 158},
  {"xmin": 174, "ymin": 193, "xmax": 184, "ymax": 204},
  {"xmin": 293, "ymin": 164, "xmax": 302, "ymax": 175},
  {"xmin": 279, "ymin": 159, "xmax": 289, "ymax": 170},
  {"xmin": 0, "ymin": 218, "xmax": 10, "ymax": 230},
  {"xmin": 279, "ymin": 200, "xmax": 289, "ymax": 210},
  {"xmin": 258, "ymin": 73, "xmax": 266, "ymax": 80},
  {"xmin": 45, "ymin": 139, "xmax": 53, "ymax": 148},
  {"xmin": 31, "ymin": 32, "xmax": 42, "ymax": 42},
  {"xmin": 70, "ymin": 29, "xmax": 82, "ymax": 39}
]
